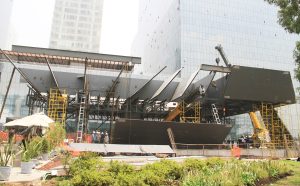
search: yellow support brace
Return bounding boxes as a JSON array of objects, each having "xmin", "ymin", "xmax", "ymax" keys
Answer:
[{"xmin": 165, "ymin": 104, "xmax": 182, "ymax": 122}]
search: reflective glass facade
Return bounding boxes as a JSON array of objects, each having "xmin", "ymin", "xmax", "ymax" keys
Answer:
[
  {"xmin": 132, "ymin": 0, "xmax": 300, "ymax": 139},
  {"xmin": 0, "ymin": 63, "xmax": 29, "ymax": 125},
  {"xmin": 133, "ymin": 0, "xmax": 299, "ymax": 83}
]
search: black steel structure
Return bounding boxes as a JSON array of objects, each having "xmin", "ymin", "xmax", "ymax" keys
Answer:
[{"xmin": 0, "ymin": 45, "xmax": 296, "ymax": 146}]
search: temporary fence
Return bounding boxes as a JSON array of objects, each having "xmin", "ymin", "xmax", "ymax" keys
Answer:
[{"xmin": 174, "ymin": 142, "xmax": 300, "ymax": 159}]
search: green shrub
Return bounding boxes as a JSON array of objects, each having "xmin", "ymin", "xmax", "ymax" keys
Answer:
[
  {"xmin": 108, "ymin": 161, "xmax": 134, "ymax": 176},
  {"xmin": 58, "ymin": 179, "xmax": 73, "ymax": 186},
  {"xmin": 71, "ymin": 170, "xmax": 114, "ymax": 186},
  {"xmin": 183, "ymin": 158, "xmax": 206, "ymax": 172},
  {"xmin": 69, "ymin": 152, "xmax": 104, "ymax": 175},
  {"xmin": 21, "ymin": 136, "xmax": 43, "ymax": 161},
  {"xmin": 46, "ymin": 122, "xmax": 66, "ymax": 150},
  {"xmin": 114, "ymin": 172, "xmax": 146, "ymax": 186},
  {"xmin": 63, "ymin": 156, "xmax": 292, "ymax": 186},
  {"xmin": 68, "ymin": 153, "xmax": 114, "ymax": 186},
  {"xmin": 138, "ymin": 169, "xmax": 164, "ymax": 186},
  {"xmin": 41, "ymin": 137, "xmax": 50, "ymax": 153},
  {"xmin": 142, "ymin": 160, "xmax": 183, "ymax": 180},
  {"xmin": 241, "ymin": 172, "xmax": 257, "ymax": 186},
  {"xmin": 183, "ymin": 172, "xmax": 223, "ymax": 186}
]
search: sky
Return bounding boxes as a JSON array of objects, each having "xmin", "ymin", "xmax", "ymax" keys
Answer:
[{"xmin": 9, "ymin": 0, "xmax": 139, "ymax": 56}]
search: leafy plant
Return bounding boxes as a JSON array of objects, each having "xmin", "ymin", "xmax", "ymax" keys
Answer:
[
  {"xmin": 21, "ymin": 136, "xmax": 43, "ymax": 162},
  {"xmin": 61, "ymin": 150, "xmax": 72, "ymax": 176},
  {"xmin": 46, "ymin": 122, "xmax": 66, "ymax": 150},
  {"xmin": 108, "ymin": 160, "xmax": 134, "ymax": 176},
  {"xmin": 41, "ymin": 138, "xmax": 50, "ymax": 154},
  {"xmin": 69, "ymin": 152, "xmax": 104, "ymax": 176},
  {"xmin": 0, "ymin": 141, "xmax": 14, "ymax": 166},
  {"xmin": 183, "ymin": 158, "xmax": 206, "ymax": 172}
]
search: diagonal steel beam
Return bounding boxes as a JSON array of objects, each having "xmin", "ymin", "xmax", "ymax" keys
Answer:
[
  {"xmin": 45, "ymin": 57, "xmax": 60, "ymax": 90},
  {"xmin": 125, "ymin": 66, "xmax": 167, "ymax": 104},
  {"xmin": 84, "ymin": 57, "xmax": 88, "ymax": 93},
  {"xmin": 0, "ymin": 49, "xmax": 44, "ymax": 99},
  {"xmin": 105, "ymin": 64, "xmax": 126, "ymax": 98},
  {"xmin": 0, "ymin": 68, "xmax": 15, "ymax": 118}
]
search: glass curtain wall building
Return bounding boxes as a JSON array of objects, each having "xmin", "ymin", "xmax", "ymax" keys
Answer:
[
  {"xmin": 132, "ymin": 0, "xmax": 300, "ymax": 139},
  {"xmin": 49, "ymin": 0, "xmax": 104, "ymax": 52},
  {"xmin": 0, "ymin": 63, "xmax": 29, "ymax": 125}
]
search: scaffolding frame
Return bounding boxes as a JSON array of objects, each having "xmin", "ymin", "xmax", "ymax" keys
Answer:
[
  {"xmin": 180, "ymin": 101, "xmax": 201, "ymax": 123},
  {"xmin": 48, "ymin": 88, "xmax": 67, "ymax": 126},
  {"xmin": 260, "ymin": 103, "xmax": 294, "ymax": 148}
]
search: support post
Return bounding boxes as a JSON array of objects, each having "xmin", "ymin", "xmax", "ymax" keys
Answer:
[{"xmin": 0, "ymin": 68, "xmax": 16, "ymax": 118}]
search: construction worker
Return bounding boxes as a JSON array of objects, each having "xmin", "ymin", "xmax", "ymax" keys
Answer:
[
  {"xmin": 8, "ymin": 128, "xmax": 15, "ymax": 143},
  {"xmin": 92, "ymin": 131, "xmax": 96, "ymax": 143},
  {"xmin": 199, "ymin": 85, "xmax": 205, "ymax": 96},
  {"xmin": 104, "ymin": 131, "xmax": 109, "ymax": 144},
  {"xmin": 96, "ymin": 131, "xmax": 101, "ymax": 143}
]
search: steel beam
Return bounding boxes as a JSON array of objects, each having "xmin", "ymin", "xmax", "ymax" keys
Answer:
[
  {"xmin": 0, "ymin": 68, "xmax": 15, "ymax": 118},
  {"xmin": 200, "ymin": 64, "xmax": 231, "ymax": 73},
  {"xmin": 0, "ymin": 49, "xmax": 44, "ymax": 99},
  {"xmin": 106, "ymin": 64, "xmax": 125, "ymax": 98},
  {"xmin": 151, "ymin": 67, "xmax": 183, "ymax": 100},
  {"xmin": 126, "ymin": 66, "xmax": 167, "ymax": 102},
  {"xmin": 45, "ymin": 57, "xmax": 60, "ymax": 90},
  {"xmin": 12, "ymin": 45, "xmax": 141, "ymax": 64},
  {"xmin": 83, "ymin": 57, "xmax": 88, "ymax": 93}
]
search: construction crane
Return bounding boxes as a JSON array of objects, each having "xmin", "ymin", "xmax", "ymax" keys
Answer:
[
  {"xmin": 249, "ymin": 112, "xmax": 270, "ymax": 144},
  {"xmin": 215, "ymin": 44, "xmax": 231, "ymax": 67}
]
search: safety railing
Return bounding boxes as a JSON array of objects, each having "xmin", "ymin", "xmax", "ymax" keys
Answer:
[{"xmin": 174, "ymin": 142, "xmax": 300, "ymax": 159}]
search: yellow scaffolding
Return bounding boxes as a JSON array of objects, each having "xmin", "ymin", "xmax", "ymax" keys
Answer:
[
  {"xmin": 260, "ymin": 103, "xmax": 294, "ymax": 148},
  {"xmin": 48, "ymin": 88, "xmax": 67, "ymax": 126},
  {"xmin": 180, "ymin": 101, "xmax": 201, "ymax": 123}
]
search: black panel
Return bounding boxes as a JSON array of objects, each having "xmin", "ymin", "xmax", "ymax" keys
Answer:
[
  {"xmin": 224, "ymin": 66, "xmax": 295, "ymax": 104},
  {"xmin": 112, "ymin": 119, "xmax": 232, "ymax": 145}
]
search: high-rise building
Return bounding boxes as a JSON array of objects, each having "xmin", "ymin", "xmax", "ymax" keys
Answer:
[
  {"xmin": 49, "ymin": 0, "xmax": 104, "ymax": 52},
  {"xmin": 132, "ymin": 0, "xmax": 299, "ymax": 83},
  {"xmin": 0, "ymin": 0, "xmax": 14, "ymax": 50},
  {"xmin": 132, "ymin": 0, "xmax": 300, "ymax": 139}
]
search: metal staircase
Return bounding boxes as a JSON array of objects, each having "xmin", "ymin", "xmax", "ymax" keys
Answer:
[{"xmin": 211, "ymin": 104, "xmax": 221, "ymax": 124}]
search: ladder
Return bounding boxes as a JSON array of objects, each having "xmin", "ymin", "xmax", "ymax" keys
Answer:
[
  {"xmin": 211, "ymin": 104, "xmax": 221, "ymax": 124},
  {"xmin": 76, "ymin": 96, "xmax": 86, "ymax": 143}
]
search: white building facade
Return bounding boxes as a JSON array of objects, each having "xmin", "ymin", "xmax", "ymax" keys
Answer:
[
  {"xmin": 49, "ymin": 0, "xmax": 104, "ymax": 52},
  {"xmin": 0, "ymin": 0, "xmax": 14, "ymax": 50}
]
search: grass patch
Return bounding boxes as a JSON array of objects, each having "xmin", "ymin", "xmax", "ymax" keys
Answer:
[{"xmin": 267, "ymin": 160, "xmax": 300, "ymax": 186}]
